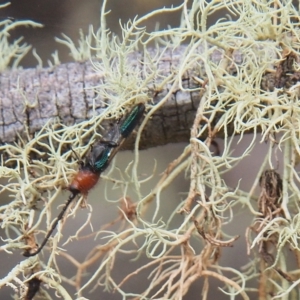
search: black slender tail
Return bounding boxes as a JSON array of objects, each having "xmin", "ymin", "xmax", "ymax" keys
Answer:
[
  {"xmin": 23, "ymin": 103, "xmax": 145, "ymax": 257},
  {"xmin": 23, "ymin": 192, "xmax": 78, "ymax": 257}
]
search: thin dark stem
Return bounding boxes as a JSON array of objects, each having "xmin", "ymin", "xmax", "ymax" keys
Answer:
[{"xmin": 23, "ymin": 192, "xmax": 78, "ymax": 257}]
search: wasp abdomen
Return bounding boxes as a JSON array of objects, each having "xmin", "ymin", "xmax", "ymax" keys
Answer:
[{"xmin": 68, "ymin": 169, "xmax": 100, "ymax": 195}]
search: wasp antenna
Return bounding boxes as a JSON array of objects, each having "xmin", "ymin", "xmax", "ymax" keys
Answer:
[
  {"xmin": 70, "ymin": 146, "xmax": 86, "ymax": 168},
  {"xmin": 23, "ymin": 192, "xmax": 78, "ymax": 257}
]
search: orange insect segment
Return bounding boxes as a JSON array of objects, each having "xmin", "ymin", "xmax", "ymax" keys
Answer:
[
  {"xmin": 69, "ymin": 169, "xmax": 100, "ymax": 195},
  {"xmin": 23, "ymin": 104, "xmax": 145, "ymax": 257}
]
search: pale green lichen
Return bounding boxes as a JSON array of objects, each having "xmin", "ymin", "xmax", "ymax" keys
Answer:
[
  {"xmin": 2, "ymin": 0, "xmax": 300, "ymax": 299},
  {"xmin": 0, "ymin": 3, "xmax": 42, "ymax": 70}
]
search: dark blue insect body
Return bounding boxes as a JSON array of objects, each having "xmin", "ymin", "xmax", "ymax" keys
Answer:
[
  {"xmin": 85, "ymin": 103, "xmax": 145, "ymax": 173},
  {"xmin": 23, "ymin": 103, "xmax": 145, "ymax": 257},
  {"xmin": 120, "ymin": 103, "xmax": 145, "ymax": 138},
  {"xmin": 85, "ymin": 141, "xmax": 117, "ymax": 174}
]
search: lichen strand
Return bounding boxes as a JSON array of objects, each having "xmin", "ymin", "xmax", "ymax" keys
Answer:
[
  {"xmin": 0, "ymin": 3, "xmax": 42, "ymax": 70},
  {"xmin": 2, "ymin": 0, "xmax": 300, "ymax": 299}
]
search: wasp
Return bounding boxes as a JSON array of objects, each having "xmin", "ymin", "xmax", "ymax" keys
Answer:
[{"xmin": 23, "ymin": 103, "xmax": 145, "ymax": 257}]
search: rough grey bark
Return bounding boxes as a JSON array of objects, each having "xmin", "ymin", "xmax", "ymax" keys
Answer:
[{"xmin": 0, "ymin": 46, "xmax": 236, "ymax": 148}]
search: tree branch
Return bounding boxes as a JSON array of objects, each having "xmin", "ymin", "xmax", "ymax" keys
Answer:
[{"xmin": 0, "ymin": 45, "xmax": 240, "ymax": 148}]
